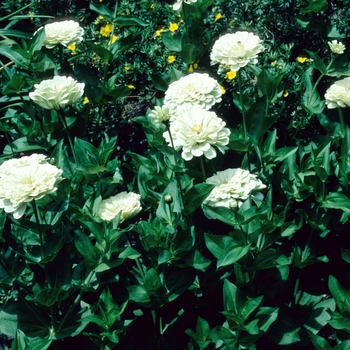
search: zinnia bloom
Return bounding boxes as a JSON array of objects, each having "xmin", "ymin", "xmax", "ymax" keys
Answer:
[
  {"xmin": 173, "ymin": 0, "xmax": 197, "ymax": 11},
  {"xmin": 39, "ymin": 20, "xmax": 84, "ymax": 49},
  {"xmin": 203, "ymin": 168, "xmax": 266, "ymax": 209},
  {"xmin": 0, "ymin": 154, "xmax": 63, "ymax": 219},
  {"xmin": 328, "ymin": 40, "xmax": 346, "ymax": 55},
  {"xmin": 164, "ymin": 72, "xmax": 222, "ymax": 110},
  {"xmin": 163, "ymin": 105, "xmax": 230, "ymax": 161},
  {"xmin": 210, "ymin": 31, "xmax": 264, "ymax": 72},
  {"xmin": 325, "ymin": 77, "xmax": 350, "ymax": 108},
  {"xmin": 148, "ymin": 105, "xmax": 173, "ymax": 123},
  {"xmin": 98, "ymin": 192, "xmax": 142, "ymax": 223},
  {"xmin": 29, "ymin": 76, "xmax": 85, "ymax": 110}
]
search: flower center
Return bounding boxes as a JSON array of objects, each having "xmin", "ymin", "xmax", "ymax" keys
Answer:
[
  {"xmin": 232, "ymin": 41, "xmax": 245, "ymax": 51},
  {"xmin": 191, "ymin": 123, "xmax": 203, "ymax": 134}
]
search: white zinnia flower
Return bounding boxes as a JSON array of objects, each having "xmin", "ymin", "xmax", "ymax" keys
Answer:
[
  {"xmin": 39, "ymin": 20, "xmax": 84, "ymax": 49},
  {"xmin": 328, "ymin": 40, "xmax": 346, "ymax": 55},
  {"xmin": 0, "ymin": 154, "xmax": 63, "ymax": 219},
  {"xmin": 98, "ymin": 192, "xmax": 142, "ymax": 223},
  {"xmin": 163, "ymin": 105, "xmax": 230, "ymax": 161},
  {"xmin": 173, "ymin": 0, "xmax": 197, "ymax": 11},
  {"xmin": 29, "ymin": 76, "xmax": 85, "ymax": 110},
  {"xmin": 164, "ymin": 73, "xmax": 222, "ymax": 110},
  {"xmin": 210, "ymin": 31, "xmax": 265, "ymax": 72},
  {"xmin": 325, "ymin": 77, "xmax": 350, "ymax": 109},
  {"xmin": 148, "ymin": 105, "xmax": 173, "ymax": 122},
  {"xmin": 203, "ymin": 168, "xmax": 266, "ymax": 209}
]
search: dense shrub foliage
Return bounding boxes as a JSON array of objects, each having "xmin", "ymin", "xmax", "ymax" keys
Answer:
[{"xmin": 1, "ymin": 0, "xmax": 350, "ymax": 349}]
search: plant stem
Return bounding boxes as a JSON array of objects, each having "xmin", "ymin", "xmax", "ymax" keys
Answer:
[
  {"xmin": 57, "ymin": 269, "xmax": 95, "ymax": 332},
  {"xmin": 338, "ymin": 107, "xmax": 345, "ymax": 137},
  {"xmin": 199, "ymin": 156, "xmax": 206, "ymax": 182},
  {"xmin": 58, "ymin": 110, "xmax": 77, "ymax": 163},
  {"xmin": 237, "ymin": 69, "xmax": 247, "ymax": 139},
  {"xmin": 135, "ymin": 258, "xmax": 146, "ymax": 281}
]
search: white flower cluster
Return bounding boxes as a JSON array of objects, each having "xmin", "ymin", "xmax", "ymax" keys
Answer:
[
  {"xmin": 98, "ymin": 192, "xmax": 142, "ymax": 223},
  {"xmin": 203, "ymin": 168, "xmax": 266, "ymax": 209},
  {"xmin": 210, "ymin": 31, "xmax": 264, "ymax": 72},
  {"xmin": 40, "ymin": 20, "xmax": 84, "ymax": 49},
  {"xmin": 173, "ymin": 0, "xmax": 197, "ymax": 11},
  {"xmin": 164, "ymin": 73, "xmax": 222, "ymax": 111},
  {"xmin": 148, "ymin": 72, "xmax": 229, "ymax": 161},
  {"xmin": 328, "ymin": 40, "xmax": 346, "ymax": 55},
  {"xmin": 163, "ymin": 105, "xmax": 230, "ymax": 161},
  {"xmin": 325, "ymin": 77, "xmax": 350, "ymax": 109},
  {"xmin": 0, "ymin": 154, "xmax": 63, "ymax": 219},
  {"xmin": 29, "ymin": 76, "xmax": 85, "ymax": 110}
]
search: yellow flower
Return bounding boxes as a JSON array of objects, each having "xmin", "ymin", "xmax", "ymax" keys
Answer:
[
  {"xmin": 218, "ymin": 84, "xmax": 226, "ymax": 95},
  {"xmin": 99, "ymin": 0, "xmax": 103, "ymax": 2},
  {"xmin": 109, "ymin": 35, "xmax": 118, "ymax": 44},
  {"xmin": 188, "ymin": 64, "xmax": 194, "ymax": 72},
  {"xmin": 125, "ymin": 65, "xmax": 130, "ymax": 71},
  {"xmin": 168, "ymin": 55, "xmax": 175, "ymax": 64},
  {"xmin": 193, "ymin": 63, "xmax": 198, "ymax": 69},
  {"xmin": 128, "ymin": 84, "xmax": 135, "ymax": 89},
  {"xmin": 169, "ymin": 23, "xmax": 179, "ymax": 32},
  {"xmin": 100, "ymin": 24, "xmax": 113, "ymax": 37},
  {"xmin": 214, "ymin": 13, "xmax": 222, "ymax": 22},
  {"xmin": 67, "ymin": 44, "xmax": 76, "ymax": 51},
  {"xmin": 226, "ymin": 71, "xmax": 237, "ymax": 80},
  {"xmin": 283, "ymin": 90, "xmax": 289, "ymax": 98},
  {"xmin": 271, "ymin": 60, "xmax": 277, "ymax": 66},
  {"xmin": 154, "ymin": 28, "xmax": 164, "ymax": 38},
  {"xmin": 84, "ymin": 97, "xmax": 90, "ymax": 104},
  {"xmin": 297, "ymin": 56, "xmax": 307, "ymax": 64},
  {"xmin": 150, "ymin": 4, "xmax": 155, "ymax": 8}
]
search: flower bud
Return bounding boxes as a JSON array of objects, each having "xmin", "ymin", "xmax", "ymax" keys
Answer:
[{"xmin": 164, "ymin": 194, "xmax": 173, "ymax": 203}]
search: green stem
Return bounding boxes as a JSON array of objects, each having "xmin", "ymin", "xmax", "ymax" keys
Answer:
[
  {"xmin": 57, "ymin": 269, "xmax": 95, "ymax": 332},
  {"xmin": 135, "ymin": 258, "xmax": 146, "ymax": 281},
  {"xmin": 310, "ymin": 58, "xmax": 334, "ymax": 99},
  {"xmin": 338, "ymin": 107, "xmax": 346, "ymax": 137},
  {"xmin": 32, "ymin": 201, "xmax": 56, "ymax": 331},
  {"xmin": 199, "ymin": 156, "xmax": 206, "ymax": 182},
  {"xmin": 58, "ymin": 110, "xmax": 77, "ymax": 163},
  {"xmin": 237, "ymin": 69, "xmax": 247, "ymax": 139}
]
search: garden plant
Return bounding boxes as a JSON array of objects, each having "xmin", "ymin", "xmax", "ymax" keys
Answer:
[{"xmin": 1, "ymin": 0, "xmax": 350, "ymax": 349}]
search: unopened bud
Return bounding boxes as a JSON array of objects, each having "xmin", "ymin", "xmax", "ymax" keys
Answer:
[{"xmin": 164, "ymin": 194, "xmax": 173, "ymax": 203}]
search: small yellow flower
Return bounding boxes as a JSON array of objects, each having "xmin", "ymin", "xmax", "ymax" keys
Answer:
[
  {"xmin": 214, "ymin": 13, "xmax": 222, "ymax": 22},
  {"xmin": 169, "ymin": 23, "xmax": 179, "ymax": 32},
  {"xmin": 188, "ymin": 64, "xmax": 194, "ymax": 72},
  {"xmin": 109, "ymin": 35, "xmax": 118, "ymax": 44},
  {"xmin": 128, "ymin": 84, "xmax": 135, "ymax": 89},
  {"xmin": 125, "ymin": 65, "xmax": 130, "ymax": 71},
  {"xmin": 29, "ymin": 11, "xmax": 34, "ymax": 20},
  {"xmin": 150, "ymin": 4, "xmax": 155, "ymax": 8},
  {"xmin": 218, "ymin": 84, "xmax": 226, "ymax": 95},
  {"xmin": 271, "ymin": 60, "xmax": 277, "ymax": 66},
  {"xmin": 226, "ymin": 71, "xmax": 237, "ymax": 80},
  {"xmin": 283, "ymin": 90, "xmax": 289, "ymax": 98},
  {"xmin": 100, "ymin": 24, "xmax": 113, "ymax": 37},
  {"xmin": 154, "ymin": 28, "xmax": 164, "ymax": 38},
  {"xmin": 99, "ymin": 0, "xmax": 103, "ymax": 2},
  {"xmin": 168, "ymin": 55, "xmax": 175, "ymax": 64},
  {"xmin": 193, "ymin": 63, "xmax": 198, "ymax": 69},
  {"xmin": 67, "ymin": 44, "xmax": 76, "ymax": 51},
  {"xmin": 297, "ymin": 56, "xmax": 307, "ymax": 64},
  {"xmin": 84, "ymin": 97, "xmax": 90, "ymax": 104}
]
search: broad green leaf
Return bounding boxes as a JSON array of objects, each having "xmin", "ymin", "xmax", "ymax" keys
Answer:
[
  {"xmin": 300, "ymin": 0, "xmax": 328, "ymax": 13},
  {"xmin": 113, "ymin": 15, "xmax": 148, "ymax": 27},
  {"xmin": 217, "ymin": 243, "xmax": 249, "ymax": 268},
  {"xmin": 321, "ymin": 193, "xmax": 350, "ymax": 216},
  {"xmin": 74, "ymin": 231, "xmax": 99, "ymax": 270},
  {"xmin": 183, "ymin": 183, "xmax": 214, "ymax": 215},
  {"xmin": 309, "ymin": 333, "xmax": 332, "ymax": 350},
  {"xmin": 305, "ymin": 49, "xmax": 328, "ymax": 74},
  {"xmin": 246, "ymin": 96, "xmax": 268, "ymax": 143},
  {"xmin": 161, "ymin": 31, "xmax": 183, "ymax": 52},
  {"xmin": 84, "ymin": 42, "xmax": 113, "ymax": 62},
  {"xmin": 328, "ymin": 275, "xmax": 349, "ymax": 313}
]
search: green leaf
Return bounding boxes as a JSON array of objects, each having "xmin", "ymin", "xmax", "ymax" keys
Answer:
[
  {"xmin": 181, "ymin": 43, "xmax": 196, "ymax": 64},
  {"xmin": 246, "ymin": 96, "xmax": 268, "ymax": 143},
  {"xmin": 217, "ymin": 243, "xmax": 249, "ymax": 268},
  {"xmin": 301, "ymin": 67, "xmax": 325, "ymax": 114},
  {"xmin": 89, "ymin": 2, "xmax": 114, "ymax": 18},
  {"xmin": 28, "ymin": 27, "xmax": 46, "ymax": 56},
  {"xmin": 202, "ymin": 205, "xmax": 238, "ymax": 225},
  {"xmin": 300, "ymin": 0, "xmax": 328, "ymax": 13},
  {"xmin": 74, "ymin": 231, "xmax": 99, "ymax": 270},
  {"xmin": 328, "ymin": 275, "xmax": 350, "ymax": 313},
  {"xmin": 26, "ymin": 287, "xmax": 69, "ymax": 307},
  {"xmin": 161, "ymin": 31, "xmax": 183, "ymax": 52},
  {"xmin": 341, "ymin": 248, "xmax": 350, "ymax": 264},
  {"xmin": 309, "ymin": 333, "xmax": 332, "ymax": 350},
  {"xmin": 0, "ymin": 40, "xmax": 30, "ymax": 69},
  {"xmin": 113, "ymin": 15, "xmax": 148, "ymax": 27},
  {"xmin": 84, "ymin": 42, "xmax": 113, "ymax": 62},
  {"xmin": 118, "ymin": 246, "xmax": 141, "ymax": 260},
  {"xmin": 305, "ymin": 49, "xmax": 328, "ymax": 75},
  {"xmin": 150, "ymin": 73, "xmax": 169, "ymax": 91},
  {"xmin": 183, "ymin": 183, "xmax": 214, "ymax": 215},
  {"xmin": 2, "ymin": 72, "xmax": 27, "ymax": 95},
  {"xmin": 321, "ymin": 193, "xmax": 350, "ymax": 216}
]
